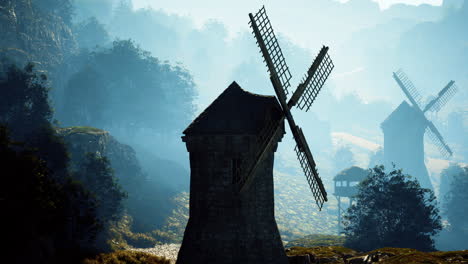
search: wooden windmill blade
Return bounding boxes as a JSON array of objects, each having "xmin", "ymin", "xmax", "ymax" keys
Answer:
[
  {"xmin": 423, "ymin": 81, "xmax": 458, "ymax": 113},
  {"xmin": 244, "ymin": 6, "xmax": 329, "ymax": 210},
  {"xmin": 288, "ymin": 46, "xmax": 334, "ymax": 111},
  {"xmin": 426, "ymin": 121, "xmax": 453, "ymax": 158},
  {"xmin": 393, "ymin": 69, "xmax": 423, "ymax": 110},
  {"xmin": 249, "ymin": 6, "xmax": 292, "ymax": 99}
]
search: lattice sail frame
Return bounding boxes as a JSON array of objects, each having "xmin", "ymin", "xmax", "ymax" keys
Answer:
[
  {"xmin": 394, "ymin": 69, "xmax": 423, "ymax": 109},
  {"xmin": 250, "ymin": 6, "xmax": 292, "ymax": 96},
  {"xmin": 426, "ymin": 123, "xmax": 453, "ymax": 158},
  {"xmin": 427, "ymin": 82, "xmax": 458, "ymax": 113},
  {"xmin": 295, "ymin": 142, "xmax": 326, "ymax": 209},
  {"xmin": 297, "ymin": 47, "xmax": 334, "ymax": 111}
]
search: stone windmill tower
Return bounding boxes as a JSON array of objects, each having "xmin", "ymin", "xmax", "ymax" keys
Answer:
[
  {"xmin": 177, "ymin": 6, "xmax": 334, "ymax": 264},
  {"xmin": 381, "ymin": 69, "xmax": 457, "ymax": 190}
]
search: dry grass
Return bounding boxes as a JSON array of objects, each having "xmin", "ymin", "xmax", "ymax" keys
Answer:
[{"xmin": 82, "ymin": 250, "xmax": 170, "ymax": 264}]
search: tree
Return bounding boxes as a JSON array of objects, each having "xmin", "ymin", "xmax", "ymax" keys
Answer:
[
  {"xmin": 343, "ymin": 165, "xmax": 442, "ymax": 252},
  {"xmin": 74, "ymin": 153, "xmax": 127, "ymax": 226},
  {"xmin": 74, "ymin": 17, "xmax": 110, "ymax": 49},
  {"xmin": 62, "ymin": 40, "xmax": 197, "ymax": 136},
  {"xmin": 0, "ymin": 126, "xmax": 99, "ymax": 263},
  {"xmin": 73, "ymin": 152, "xmax": 127, "ymax": 250},
  {"xmin": 0, "ymin": 63, "xmax": 69, "ymax": 174},
  {"xmin": 439, "ymin": 163, "xmax": 464, "ymax": 204},
  {"xmin": 443, "ymin": 166, "xmax": 468, "ymax": 240},
  {"xmin": 0, "ymin": 63, "xmax": 52, "ymax": 137}
]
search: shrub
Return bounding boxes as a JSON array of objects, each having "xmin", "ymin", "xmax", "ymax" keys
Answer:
[{"xmin": 343, "ymin": 165, "xmax": 442, "ymax": 252}]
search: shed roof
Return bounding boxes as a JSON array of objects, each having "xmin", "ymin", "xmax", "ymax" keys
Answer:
[
  {"xmin": 183, "ymin": 81, "xmax": 282, "ymax": 135},
  {"xmin": 334, "ymin": 166, "xmax": 368, "ymax": 181}
]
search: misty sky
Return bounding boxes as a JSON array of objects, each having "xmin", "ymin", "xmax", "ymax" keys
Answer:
[
  {"xmin": 132, "ymin": 0, "xmax": 442, "ymax": 42},
  {"xmin": 91, "ymin": 0, "xmax": 466, "ymax": 187}
]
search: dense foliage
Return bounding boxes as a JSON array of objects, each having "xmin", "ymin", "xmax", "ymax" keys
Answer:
[
  {"xmin": 0, "ymin": 64, "xmax": 131, "ymax": 261},
  {"xmin": 343, "ymin": 165, "xmax": 442, "ymax": 252},
  {"xmin": 0, "ymin": 125, "xmax": 99, "ymax": 263},
  {"xmin": 73, "ymin": 153, "xmax": 128, "ymax": 250},
  {"xmin": 62, "ymin": 40, "xmax": 196, "ymax": 136}
]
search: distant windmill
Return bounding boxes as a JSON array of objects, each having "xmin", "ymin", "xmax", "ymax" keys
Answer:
[
  {"xmin": 177, "ymin": 6, "xmax": 333, "ymax": 264},
  {"xmin": 381, "ymin": 69, "xmax": 457, "ymax": 190}
]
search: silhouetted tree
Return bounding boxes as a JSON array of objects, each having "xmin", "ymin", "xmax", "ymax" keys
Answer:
[
  {"xmin": 73, "ymin": 152, "xmax": 127, "ymax": 250},
  {"xmin": 0, "ymin": 63, "xmax": 51, "ymax": 137},
  {"xmin": 343, "ymin": 165, "xmax": 442, "ymax": 252},
  {"xmin": 75, "ymin": 153, "xmax": 127, "ymax": 226},
  {"xmin": 0, "ymin": 63, "xmax": 69, "ymax": 174},
  {"xmin": 0, "ymin": 126, "xmax": 99, "ymax": 263}
]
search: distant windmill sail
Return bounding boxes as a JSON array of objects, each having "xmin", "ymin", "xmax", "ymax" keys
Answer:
[
  {"xmin": 393, "ymin": 69, "xmax": 423, "ymax": 109},
  {"xmin": 426, "ymin": 122, "xmax": 453, "ymax": 158},
  {"xmin": 244, "ymin": 6, "xmax": 333, "ymax": 210},
  {"xmin": 423, "ymin": 81, "xmax": 458, "ymax": 113}
]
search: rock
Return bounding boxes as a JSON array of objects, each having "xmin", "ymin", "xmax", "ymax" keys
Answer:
[
  {"xmin": 346, "ymin": 255, "xmax": 366, "ymax": 264},
  {"xmin": 57, "ymin": 126, "xmax": 145, "ymax": 185},
  {"xmin": 366, "ymin": 251, "xmax": 395, "ymax": 263}
]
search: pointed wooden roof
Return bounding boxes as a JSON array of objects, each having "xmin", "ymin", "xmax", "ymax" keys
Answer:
[
  {"xmin": 183, "ymin": 81, "xmax": 282, "ymax": 135},
  {"xmin": 381, "ymin": 101, "xmax": 427, "ymax": 131},
  {"xmin": 334, "ymin": 166, "xmax": 368, "ymax": 182}
]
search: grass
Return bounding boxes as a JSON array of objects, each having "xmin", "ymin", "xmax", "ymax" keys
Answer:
[
  {"xmin": 286, "ymin": 246, "xmax": 468, "ymax": 264},
  {"xmin": 82, "ymin": 251, "xmax": 170, "ymax": 264},
  {"xmin": 285, "ymin": 234, "xmax": 346, "ymax": 248}
]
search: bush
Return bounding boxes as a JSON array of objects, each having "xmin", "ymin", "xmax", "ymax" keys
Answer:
[{"xmin": 343, "ymin": 165, "xmax": 442, "ymax": 252}]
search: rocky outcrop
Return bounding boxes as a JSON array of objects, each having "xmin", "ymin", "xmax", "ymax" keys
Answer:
[{"xmin": 57, "ymin": 126, "xmax": 145, "ymax": 185}]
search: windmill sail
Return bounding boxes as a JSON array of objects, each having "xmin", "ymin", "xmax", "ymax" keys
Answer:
[
  {"xmin": 423, "ymin": 81, "xmax": 458, "ymax": 113},
  {"xmin": 249, "ymin": 6, "xmax": 292, "ymax": 97},
  {"xmin": 289, "ymin": 46, "xmax": 334, "ymax": 111},
  {"xmin": 246, "ymin": 6, "xmax": 329, "ymax": 210},
  {"xmin": 426, "ymin": 121, "xmax": 453, "ymax": 158},
  {"xmin": 393, "ymin": 69, "xmax": 423, "ymax": 110}
]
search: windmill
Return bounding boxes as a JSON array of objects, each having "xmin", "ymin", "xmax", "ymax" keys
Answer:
[
  {"xmin": 381, "ymin": 69, "xmax": 457, "ymax": 190},
  {"xmin": 176, "ymin": 6, "xmax": 333, "ymax": 264}
]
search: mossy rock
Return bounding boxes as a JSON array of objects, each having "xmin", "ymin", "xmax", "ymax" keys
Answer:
[{"xmin": 57, "ymin": 126, "xmax": 105, "ymax": 136}]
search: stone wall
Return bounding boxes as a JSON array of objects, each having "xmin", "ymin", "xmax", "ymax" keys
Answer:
[{"xmin": 177, "ymin": 129, "xmax": 287, "ymax": 264}]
